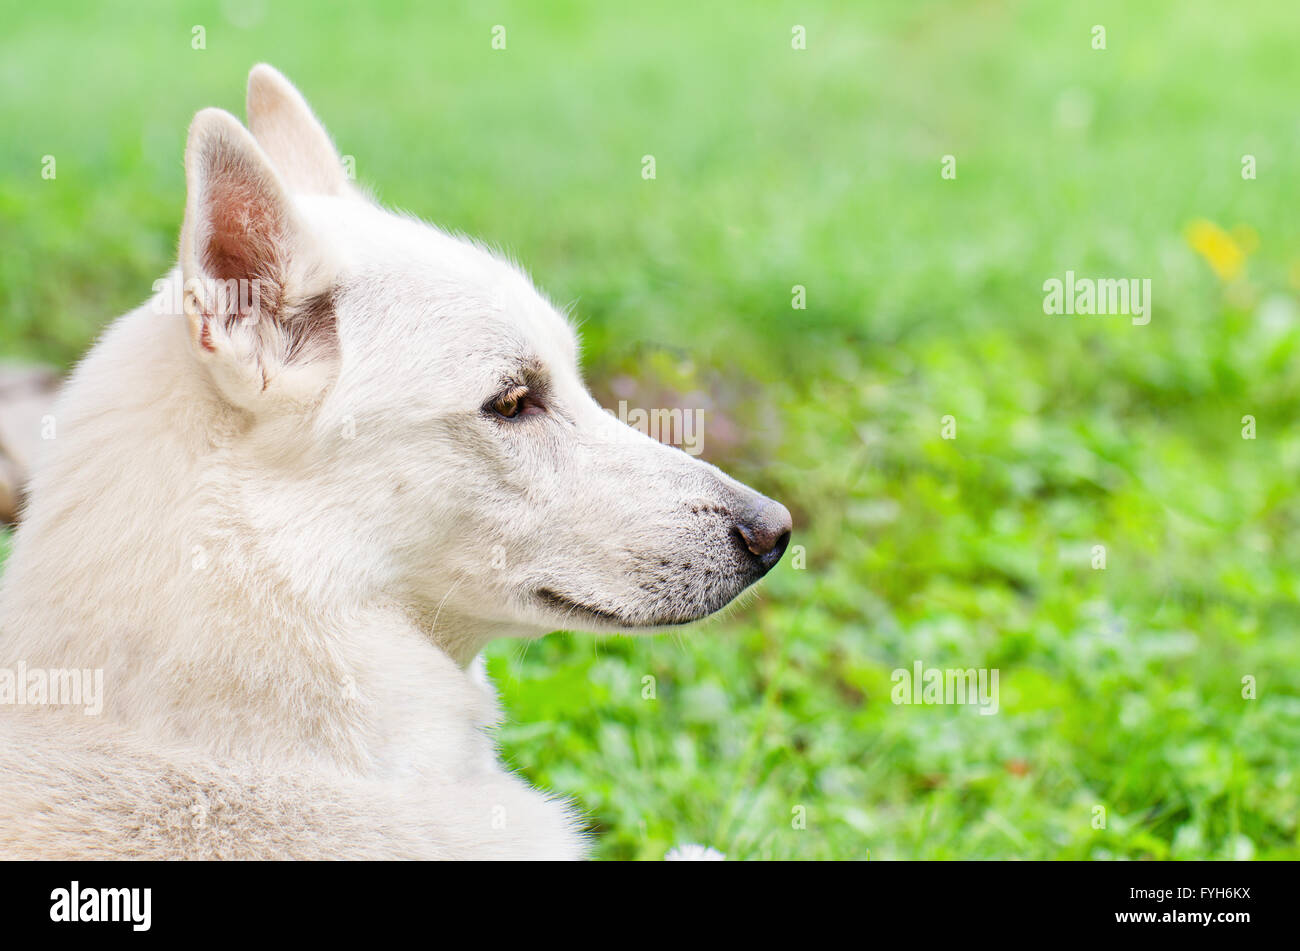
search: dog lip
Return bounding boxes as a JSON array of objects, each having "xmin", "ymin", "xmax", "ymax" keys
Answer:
[
  {"xmin": 535, "ymin": 588, "xmax": 628, "ymax": 624},
  {"xmin": 534, "ymin": 588, "xmax": 696, "ymax": 628}
]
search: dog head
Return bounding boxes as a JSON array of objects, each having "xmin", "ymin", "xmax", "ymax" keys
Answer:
[{"xmin": 178, "ymin": 65, "xmax": 791, "ymax": 654}]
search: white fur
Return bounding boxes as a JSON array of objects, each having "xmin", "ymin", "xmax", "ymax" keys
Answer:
[{"xmin": 0, "ymin": 66, "xmax": 788, "ymax": 859}]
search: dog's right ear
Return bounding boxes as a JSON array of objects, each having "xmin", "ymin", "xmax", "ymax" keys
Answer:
[
  {"xmin": 246, "ymin": 64, "xmax": 351, "ymax": 196},
  {"xmin": 180, "ymin": 108, "xmax": 339, "ymax": 413}
]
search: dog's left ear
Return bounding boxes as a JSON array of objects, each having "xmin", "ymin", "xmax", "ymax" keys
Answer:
[
  {"xmin": 246, "ymin": 64, "xmax": 351, "ymax": 196},
  {"xmin": 180, "ymin": 108, "xmax": 340, "ymax": 413}
]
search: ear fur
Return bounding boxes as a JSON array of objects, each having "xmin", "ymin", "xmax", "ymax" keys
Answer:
[
  {"xmin": 179, "ymin": 107, "xmax": 339, "ymax": 412},
  {"xmin": 246, "ymin": 64, "xmax": 351, "ymax": 196}
]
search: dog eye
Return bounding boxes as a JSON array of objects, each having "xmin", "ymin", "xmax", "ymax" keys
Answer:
[
  {"xmin": 493, "ymin": 393, "xmax": 522, "ymax": 418},
  {"xmin": 488, "ymin": 386, "xmax": 543, "ymax": 420}
]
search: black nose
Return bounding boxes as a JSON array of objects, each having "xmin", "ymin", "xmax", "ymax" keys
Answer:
[{"xmin": 734, "ymin": 498, "xmax": 793, "ymax": 573}]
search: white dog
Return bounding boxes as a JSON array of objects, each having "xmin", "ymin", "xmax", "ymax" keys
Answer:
[{"xmin": 0, "ymin": 66, "xmax": 791, "ymax": 859}]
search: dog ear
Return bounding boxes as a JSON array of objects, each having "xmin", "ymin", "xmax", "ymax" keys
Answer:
[
  {"xmin": 180, "ymin": 108, "xmax": 339, "ymax": 412},
  {"xmin": 246, "ymin": 64, "xmax": 350, "ymax": 196}
]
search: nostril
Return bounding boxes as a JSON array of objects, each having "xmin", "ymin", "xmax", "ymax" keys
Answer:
[
  {"xmin": 766, "ymin": 529, "xmax": 791, "ymax": 568},
  {"xmin": 734, "ymin": 500, "xmax": 794, "ymax": 573},
  {"xmin": 734, "ymin": 523, "xmax": 761, "ymax": 556}
]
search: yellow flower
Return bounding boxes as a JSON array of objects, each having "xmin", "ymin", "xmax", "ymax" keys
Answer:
[{"xmin": 1185, "ymin": 219, "xmax": 1245, "ymax": 281}]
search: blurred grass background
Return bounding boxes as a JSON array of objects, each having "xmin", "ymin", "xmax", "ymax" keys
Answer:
[{"xmin": 1, "ymin": 0, "xmax": 1298, "ymax": 859}]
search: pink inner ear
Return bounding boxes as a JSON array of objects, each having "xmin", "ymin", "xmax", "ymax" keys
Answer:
[
  {"xmin": 187, "ymin": 130, "xmax": 339, "ymax": 367},
  {"xmin": 200, "ymin": 149, "xmax": 286, "ymax": 304}
]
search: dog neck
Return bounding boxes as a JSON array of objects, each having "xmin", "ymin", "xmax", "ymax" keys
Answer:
[{"xmin": 0, "ymin": 277, "xmax": 498, "ymax": 770}]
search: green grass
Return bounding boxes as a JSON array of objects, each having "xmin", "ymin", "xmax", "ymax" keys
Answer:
[{"xmin": 1, "ymin": 0, "xmax": 1297, "ymax": 859}]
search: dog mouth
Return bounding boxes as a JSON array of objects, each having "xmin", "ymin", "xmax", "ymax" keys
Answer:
[{"xmin": 534, "ymin": 588, "xmax": 694, "ymax": 629}]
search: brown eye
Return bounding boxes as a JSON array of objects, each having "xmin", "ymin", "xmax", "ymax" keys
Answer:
[
  {"xmin": 493, "ymin": 392, "xmax": 522, "ymax": 418},
  {"xmin": 489, "ymin": 385, "xmax": 543, "ymax": 420}
]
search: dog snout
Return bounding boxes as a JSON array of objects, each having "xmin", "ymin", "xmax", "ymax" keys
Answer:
[{"xmin": 733, "ymin": 496, "xmax": 793, "ymax": 573}]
